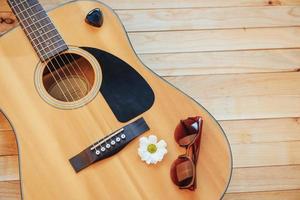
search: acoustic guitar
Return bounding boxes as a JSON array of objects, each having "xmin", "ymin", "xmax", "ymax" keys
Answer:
[{"xmin": 0, "ymin": 0, "xmax": 232, "ymax": 199}]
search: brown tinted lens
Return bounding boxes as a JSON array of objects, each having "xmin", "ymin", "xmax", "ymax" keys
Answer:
[
  {"xmin": 170, "ymin": 156, "xmax": 194, "ymax": 188},
  {"xmin": 174, "ymin": 117, "xmax": 200, "ymax": 146}
]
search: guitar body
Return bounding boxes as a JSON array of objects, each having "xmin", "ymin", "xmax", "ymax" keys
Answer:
[{"xmin": 0, "ymin": 1, "xmax": 232, "ymax": 199}]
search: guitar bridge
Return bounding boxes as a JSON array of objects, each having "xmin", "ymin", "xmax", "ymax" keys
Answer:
[{"xmin": 69, "ymin": 118, "xmax": 149, "ymax": 172}]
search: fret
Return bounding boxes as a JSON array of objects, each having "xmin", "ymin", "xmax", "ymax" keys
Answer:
[
  {"xmin": 41, "ymin": 44, "xmax": 68, "ymax": 59},
  {"xmin": 9, "ymin": 0, "xmax": 28, "ymax": 9},
  {"xmin": 7, "ymin": 0, "xmax": 68, "ymax": 62},
  {"xmin": 22, "ymin": 10, "xmax": 47, "ymax": 26},
  {"xmin": 35, "ymin": 34, "xmax": 62, "ymax": 47},
  {"xmin": 26, "ymin": 22, "xmax": 54, "ymax": 37},
  {"xmin": 34, "ymin": 36, "xmax": 63, "ymax": 53},
  {"xmin": 23, "ymin": 16, "xmax": 50, "ymax": 32},
  {"xmin": 31, "ymin": 29, "xmax": 57, "ymax": 43},
  {"xmin": 36, "ymin": 38, "xmax": 64, "ymax": 53},
  {"xmin": 14, "ymin": 3, "xmax": 41, "ymax": 16}
]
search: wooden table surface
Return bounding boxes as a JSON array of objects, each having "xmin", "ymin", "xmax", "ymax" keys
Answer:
[{"xmin": 1, "ymin": 0, "xmax": 300, "ymax": 199}]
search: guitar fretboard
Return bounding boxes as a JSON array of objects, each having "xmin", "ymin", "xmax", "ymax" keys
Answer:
[{"xmin": 7, "ymin": 0, "xmax": 68, "ymax": 62}]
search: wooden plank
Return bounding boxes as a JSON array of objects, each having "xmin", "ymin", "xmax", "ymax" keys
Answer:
[
  {"xmin": 0, "ymin": 118, "xmax": 299, "ymax": 164},
  {"xmin": 2, "ymin": 140, "xmax": 300, "ymax": 178},
  {"xmin": 0, "ymin": 131, "xmax": 17, "ymax": 156},
  {"xmin": 1, "ymin": 162, "xmax": 300, "ymax": 194},
  {"xmin": 200, "ymin": 95, "xmax": 300, "ymax": 120},
  {"xmin": 0, "ymin": 113, "xmax": 12, "ymax": 131},
  {"xmin": 4, "ymin": 3, "xmax": 300, "ymax": 33},
  {"xmin": 1, "ymin": 141, "xmax": 300, "ymax": 180},
  {"xmin": 1, "ymin": 183, "xmax": 300, "ymax": 200},
  {"xmin": 166, "ymin": 72, "xmax": 300, "ymax": 120},
  {"xmin": 233, "ymin": 141, "xmax": 300, "ymax": 167},
  {"xmin": 0, "ymin": 11, "xmax": 18, "ymax": 35},
  {"xmin": 129, "ymin": 27, "xmax": 300, "ymax": 54},
  {"xmin": 0, "ymin": 117, "xmax": 299, "ymax": 156},
  {"xmin": 0, "ymin": 181, "xmax": 20, "ymax": 200},
  {"xmin": 166, "ymin": 72, "xmax": 300, "ymax": 98},
  {"xmin": 2, "ymin": 185, "xmax": 300, "ymax": 200},
  {"xmin": 4, "ymin": 8, "xmax": 300, "ymax": 54},
  {"xmin": 0, "ymin": 156, "xmax": 19, "ymax": 182},
  {"xmin": 221, "ymin": 118, "xmax": 300, "ymax": 144},
  {"xmin": 118, "ymin": 6, "xmax": 300, "ymax": 32},
  {"xmin": 5, "ymin": 3, "xmax": 300, "ymax": 34},
  {"xmin": 224, "ymin": 189, "xmax": 300, "ymax": 200},
  {"xmin": 228, "ymin": 165, "xmax": 300, "ymax": 193},
  {"xmin": 40, "ymin": 0, "xmax": 300, "ymax": 9},
  {"xmin": 140, "ymin": 49, "xmax": 300, "ymax": 76}
]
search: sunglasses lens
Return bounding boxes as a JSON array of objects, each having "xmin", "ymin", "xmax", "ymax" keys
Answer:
[
  {"xmin": 174, "ymin": 117, "xmax": 202, "ymax": 146},
  {"xmin": 170, "ymin": 156, "xmax": 194, "ymax": 188}
]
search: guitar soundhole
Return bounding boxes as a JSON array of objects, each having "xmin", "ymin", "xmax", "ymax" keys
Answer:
[
  {"xmin": 42, "ymin": 53, "xmax": 95, "ymax": 102},
  {"xmin": 35, "ymin": 47, "xmax": 102, "ymax": 109}
]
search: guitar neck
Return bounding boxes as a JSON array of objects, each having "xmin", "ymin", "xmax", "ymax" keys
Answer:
[{"xmin": 7, "ymin": 0, "xmax": 68, "ymax": 62}]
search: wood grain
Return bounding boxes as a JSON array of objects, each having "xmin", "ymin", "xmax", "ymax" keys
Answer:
[
  {"xmin": 118, "ymin": 6, "xmax": 300, "ymax": 32},
  {"xmin": 40, "ymin": 0, "xmax": 300, "ymax": 9},
  {"xmin": 221, "ymin": 118, "xmax": 300, "ymax": 144},
  {"xmin": 0, "ymin": 181, "xmax": 20, "ymax": 200},
  {"xmin": 229, "ymin": 165, "xmax": 300, "ymax": 193},
  {"xmin": 0, "ymin": 1, "xmax": 231, "ymax": 199},
  {"xmin": 140, "ymin": 49, "xmax": 300, "ymax": 76},
  {"xmin": 1, "ymin": 0, "xmax": 300, "ymax": 199},
  {"xmin": 0, "ymin": 131, "xmax": 17, "ymax": 156},
  {"xmin": 224, "ymin": 190, "xmax": 300, "ymax": 200},
  {"xmin": 129, "ymin": 27, "xmax": 300, "ymax": 54},
  {"xmin": 0, "ymin": 156, "xmax": 18, "ymax": 182}
]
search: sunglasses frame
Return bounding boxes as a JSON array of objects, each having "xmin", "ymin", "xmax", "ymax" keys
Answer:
[{"xmin": 172, "ymin": 117, "xmax": 203, "ymax": 190}]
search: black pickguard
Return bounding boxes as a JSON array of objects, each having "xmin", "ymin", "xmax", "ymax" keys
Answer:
[{"xmin": 81, "ymin": 47, "xmax": 155, "ymax": 123}]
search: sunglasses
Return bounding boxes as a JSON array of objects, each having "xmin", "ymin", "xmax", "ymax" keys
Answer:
[{"xmin": 170, "ymin": 116, "xmax": 203, "ymax": 191}]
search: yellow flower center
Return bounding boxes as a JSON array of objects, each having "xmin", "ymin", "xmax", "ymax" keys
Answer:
[{"xmin": 147, "ymin": 144, "xmax": 157, "ymax": 154}]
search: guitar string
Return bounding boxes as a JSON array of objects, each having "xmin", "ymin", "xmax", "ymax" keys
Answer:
[
  {"xmin": 17, "ymin": 0, "xmax": 85, "ymax": 102},
  {"xmin": 10, "ymin": 0, "xmax": 100, "ymax": 147},
  {"xmin": 27, "ymin": 0, "xmax": 106, "ymax": 147},
  {"xmin": 40, "ymin": 0, "xmax": 106, "ymax": 146},
  {"xmin": 37, "ymin": 0, "xmax": 92, "ymax": 98},
  {"xmin": 37, "ymin": 3, "xmax": 92, "ymax": 100},
  {"xmin": 47, "ymin": 0, "xmax": 115, "ymax": 148},
  {"xmin": 31, "ymin": 0, "xmax": 91, "ymax": 97},
  {"xmin": 10, "ymin": 0, "xmax": 71, "ymax": 102},
  {"xmin": 22, "ymin": 1, "xmax": 87, "ymax": 101},
  {"xmin": 14, "ymin": 0, "xmax": 112, "ymax": 151},
  {"xmin": 10, "ymin": 0, "xmax": 90, "ymax": 96},
  {"xmin": 14, "ymin": 1, "xmax": 77, "ymax": 102}
]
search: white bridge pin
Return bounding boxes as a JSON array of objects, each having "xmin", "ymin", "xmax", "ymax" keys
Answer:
[
  {"xmin": 111, "ymin": 140, "xmax": 116, "ymax": 145},
  {"xmin": 121, "ymin": 134, "xmax": 126, "ymax": 139},
  {"xmin": 101, "ymin": 147, "xmax": 106, "ymax": 152},
  {"xmin": 95, "ymin": 150, "xmax": 101, "ymax": 155},
  {"xmin": 106, "ymin": 143, "xmax": 111, "ymax": 149},
  {"xmin": 116, "ymin": 137, "xmax": 121, "ymax": 142}
]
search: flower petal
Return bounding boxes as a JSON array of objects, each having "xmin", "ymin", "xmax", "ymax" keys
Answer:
[
  {"xmin": 148, "ymin": 135, "xmax": 157, "ymax": 144},
  {"xmin": 157, "ymin": 140, "xmax": 167, "ymax": 148},
  {"xmin": 139, "ymin": 137, "xmax": 149, "ymax": 146}
]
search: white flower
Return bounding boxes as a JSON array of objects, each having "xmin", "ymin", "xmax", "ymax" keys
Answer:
[{"xmin": 138, "ymin": 135, "xmax": 167, "ymax": 164}]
